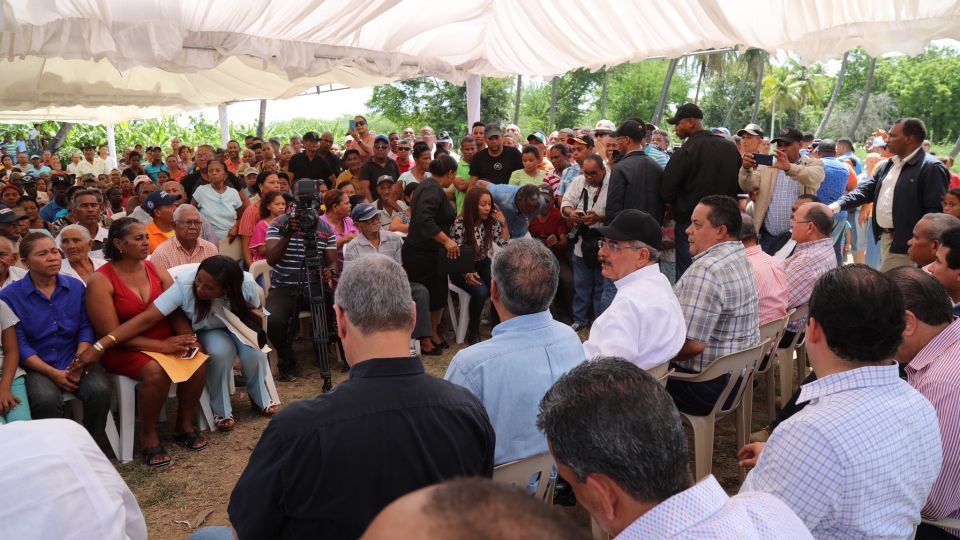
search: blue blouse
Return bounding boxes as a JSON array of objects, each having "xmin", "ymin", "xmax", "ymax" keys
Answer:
[{"xmin": 153, "ymin": 269, "xmax": 260, "ymax": 331}]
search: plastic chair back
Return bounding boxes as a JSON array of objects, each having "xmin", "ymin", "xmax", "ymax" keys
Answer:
[
  {"xmin": 757, "ymin": 310, "xmax": 791, "ymax": 374},
  {"xmin": 167, "ymin": 262, "xmax": 201, "ymax": 280},
  {"xmin": 493, "ymin": 452, "xmax": 556, "ymax": 502},
  {"xmin": 647, "ymin": 362, "xmax": 673, "ymax": 387}
]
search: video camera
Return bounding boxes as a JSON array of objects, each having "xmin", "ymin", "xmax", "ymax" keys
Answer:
[{"xmin": 290, "ymin": 178, "xmax": 322, "ymax": 234}]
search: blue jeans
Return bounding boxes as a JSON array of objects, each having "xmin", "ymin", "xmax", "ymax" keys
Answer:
[
  {"xmin": 197, "ymin": 329, "xmax": 270, "ymax": 418},
  {"xmin": 0, "ymin": 375, "xmax": 31, "ymax": 424},
  {"xmin": 571, "ymin": 254, "xmax": 607, "ymax": 326},
  {"xmin": 674, "ymin": 222, "xmax": 692, "ymax": 280}
]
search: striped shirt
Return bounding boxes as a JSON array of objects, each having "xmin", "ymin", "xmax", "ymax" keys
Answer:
[
  {"xmin": 150, "ymin": 236, "xmax": 219, "ymax": 271},
  {"xmin": 617, "ymin": 475, "xmax": 811, "ymax": 539},
  {"xmin": 745, "ymin": 245, "xmax": 788, "ymax": 325},
  {"xmin": 784, "ymin": 237, "xmax": 837, "ymax": 331},
  {"xmin": 265, "ymin": 213, "xmax": 336, "ymax": 288},
  {"xmin": 741, "ymin": 364, "xmax": 942, "ymax": 539},
  {"xmin": 906, "ymin": 318, "xmax": 960, "ymax": 531},
  {"xmin": 673, "ymin": 241, "xmax": 759, "ymax": 372}
]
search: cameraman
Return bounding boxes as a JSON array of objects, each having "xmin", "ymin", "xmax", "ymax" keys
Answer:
[{"xmin": 265, "ymin": 180, "xmax": 338, "ymax": 381}]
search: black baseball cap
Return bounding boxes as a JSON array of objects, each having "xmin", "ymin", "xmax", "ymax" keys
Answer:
[
  {"xmin": 666, "ymin": 103, "xmax": 703, "ymax": 125},
  {"xmin": 595, "ymin": 209, "xmax": 662, "ymax": 250},
  {"xmin": 614, "ymin": 119, "xmax": 646, "ymax": 141},
  {"xmin": 566, "ymin": 134, "xmax": 595, "ymax": 147},
  {"xmin": 302, "ymin": 131, "xmax": 320, "ymax": 142},
  {"xmin": 0, "ymin": 205, "xmax": 28, "ymax": 224},
  {"xmin": 772, "ymin": 127, "xmax": 804, "ymax": 145},
  {"xmin": 51, "ymin": 174, "xmax": 71, "ymax": 186}
]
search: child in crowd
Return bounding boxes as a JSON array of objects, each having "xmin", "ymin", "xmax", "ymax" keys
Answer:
[
  {"xmin": 943, "ymin": 188, "xmax": 960, "ymax": 220},
  {"xmin": 0, "ymin": 298, "xmax": 29, "ymax": 424},
  {"xmin": 509, "ymin": 145, "xmax": 547, "ymax": 187}
]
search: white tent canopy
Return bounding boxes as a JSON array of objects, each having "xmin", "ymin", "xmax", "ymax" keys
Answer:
[{"xmin": 3, "ymin": 0, "xmax": 960, "ymax": 124}]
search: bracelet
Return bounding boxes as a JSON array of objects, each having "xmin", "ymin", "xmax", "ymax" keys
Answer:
[
  {"xmin": 105, "ymin": 334, "xmax": 118, "ymax": 344},
  {"xmin": 92, "ymin": 342, "xmax": 104, "ymax": 354}
]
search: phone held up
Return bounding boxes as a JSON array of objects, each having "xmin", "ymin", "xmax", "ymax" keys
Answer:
[{"xmin": 752, "ymin": 153, "xmax": 774, "ymax": 166}]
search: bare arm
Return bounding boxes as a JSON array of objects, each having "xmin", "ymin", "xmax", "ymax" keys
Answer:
[{"xmin": 85, "ymin": 273, "xmax": 172, "ymax": 352}]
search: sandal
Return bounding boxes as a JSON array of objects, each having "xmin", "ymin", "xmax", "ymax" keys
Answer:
[
  {"xmin": 172, "ymin": 431, "xmax": 208, "ymax": 451},
  {"xmin": 252, "ymin": 401, "xmax": 280, "ymax": 417},
  {"xmin": 214, "ymin": 415, "xmax": 236, "ymax": 432},
  {"xmin": 142, "ymin": 445, "xmax": 171, "ymax": 468}
]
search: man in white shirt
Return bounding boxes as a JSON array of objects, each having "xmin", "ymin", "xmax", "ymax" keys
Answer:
[
  {"xmin": 75, "ymin": 143, "xmax": 107, "ymax": 177},
  {"xmin": 538, "ymin": 358, "xmax": 812, "ymax": 539},
  {"xmin": 583, "ymin": 209, "xmax": 685, "ymax": 370},
  {"xmin": 738, "ymin": 265, "xmax": 942, "ymax": 538},
  {"xmin": 0, "ymin": 419, "xmax": 148, "ymax": 539}
]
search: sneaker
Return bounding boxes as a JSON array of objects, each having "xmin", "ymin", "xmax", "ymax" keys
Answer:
[
  {"xmin": 570, "ymin": 322, "xmax": 587, "ymax": 332},
  {"xmin": 750, "ymin": 427, "xmax": 771, "ymax": 443}
]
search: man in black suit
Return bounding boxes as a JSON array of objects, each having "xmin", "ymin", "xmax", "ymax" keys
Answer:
[{"xmin": 831, "ymin": 118, "xmax": 949, "ymax": 271}]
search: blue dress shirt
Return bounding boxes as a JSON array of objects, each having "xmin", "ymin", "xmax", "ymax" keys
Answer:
[
  {"xmin": 0, "ymin": 274, "xmax": 94, "ymax": 370},
  {"xmin": 153, "ymin": 269, "xmax": 260, "ymax": 331},
  {"xmin": 39, "ymin": 200, "xmax": 68, "ymax": 223},
  {"xmin": 444, "ymin": 310, "xmax": 584, "ymax": 464},
  {"xmin": 486, "ymin": 183, "xmax": 546, "ymax": 239}
]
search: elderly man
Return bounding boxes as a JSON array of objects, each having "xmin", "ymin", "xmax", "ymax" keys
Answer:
[
  {"xmin": 739, "ymin": 266, "xmax": 942, "ymax": 538},
  {"xmin": 539, "ymin": 358, "xmax": 812, "ymax": 539},
  {"xmin": 741, "ymin": 213, "xmax": 788, "ymax": 326},
  {"xmin": 667, "ymin": 195, "xmax": 759, "ymax": 415},
  {"xmin": 782, "ymin": 202, "xmax": 837, "ymax": 338},
  {"xmin": 150, "ymin": 205, "xmax": 219, "ymax": 271},
  {"xmin": 740, "ymin": 127, "xmax": 825, "ymax": 255},
  {"xmin": 561, "ymin": 154, "xmax": 610, "ymax": 332},
  {"xmin": 928, "ymin": 226, "xmax": 960, "ymax": 313},
  {"xmin": 908, "ymin": 213, "xmax": 960, "ymax": 268},
  {"xmin": 604, "ymin": 119, "xmax": 664, "ymax": 225},
  {"xmin": 161, "ymin": 180, "xmax": 218, "ymax": 245},
  {"xmin": 0, "ymin": 206, "xmax": 28, "ymax": 248},
  {"xmin": 50, "ymin": 189, "xmax": 108, "ymax": 253},
  {"xmin": 343, "ymin": 203, "xmax": 431, "ymax": 348},
  {"xmin": 219, "ymin": 255, "xmax": 494, "ymax": 540},
  {"xmin": 583, "ymin": 210, "xmax": 685, "ymax": 370},
  {"xmin": 889, "ymin": 267, "xmax": 960, "ymax": 538},
  {"xmin": 0, "ymin": 236, "xmax": 25, "ymax": 289},
  {"xmin": 445, "ymin": 238, "xmax": 581, "ymax": 465},
  {"xmin": 469, "ymin": 124, "xmax": 523, "ymax": 185},
  {"xmin": 831, "ymin": 118, "xmax": 949, "ymax": 271},
  {"xmin": 737, "ymin": 123, "xmax": 765, "ymax": 154}
]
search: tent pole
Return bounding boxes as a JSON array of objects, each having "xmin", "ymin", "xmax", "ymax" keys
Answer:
[
  {"xmin": 466, "ymin": 75, "xmax": 481, "ymax": 129},
  {"xmin": 106, "ymin": 124, "xmax": 117, "ymax": 167},
  {"xmin": 218, "ymin": 103, "xmax": 230, "ymax": 148}
]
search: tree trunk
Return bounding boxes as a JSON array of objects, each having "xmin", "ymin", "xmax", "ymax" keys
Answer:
[
  {"xmin": 256, "ymin": 100, "xmax": 267, "ymax": 139},
  {"xmin": 750, "ymin": 56, "xmax": 765, "ymax": 124},
  {"xmin": 722, "ymin": 68, "xmax": 748, "ymax": 128},
  {"xmin": 694, "ymin": 61, "xmax": 706, "ymax": 104},
  {"xmin": 949, "ymin": 133, "xmax": 960, "ymax": 159},
  {"xmin": 549, "ymin": 77, "xmax": 558, "ymax": 129},
  {"xmin": 849, "ymin": 56, "xmax": 877, "ymax": 139},
  {"xmin": 815, "ymin": 51, "xmax": 848, "ymax": 138},
  {"xmin": 652, "ymin": 58, "xmax": 679, "ymax": 126},
  {"xmin": 46, "ymin": 122, "xmax": 74, "ymax": 152},
  {"xmin": 513, "ymin": 76, "xmax": 522, "ymax": 125},
  {"xmin": 770, "ymin": 99, "xmax": 776, "ymax": 138},
  {"xmin": 600, "ymin": 67, "xmax": 608, "ymax": 118}
]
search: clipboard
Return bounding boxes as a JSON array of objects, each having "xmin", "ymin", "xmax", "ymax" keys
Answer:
[{"xmin": 437, "ymin": 245, "xmax": 476, "ymax": 275}]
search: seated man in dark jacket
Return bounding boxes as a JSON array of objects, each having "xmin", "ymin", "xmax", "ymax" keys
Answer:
[{"xmin": 604, "ymin": 119, "xmax": 664, "ymax": 225}]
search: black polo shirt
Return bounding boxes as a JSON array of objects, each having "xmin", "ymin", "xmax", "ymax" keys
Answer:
[
  {"xmin": 469, "ymin": 146, "xmax": 523, "ymax": 184},
  {"xmin": 322, "ymin": 151, "xmax": 343, "ymax": 177},
  {"xmin": 227, "ymin": 356, "xmax": 495, "ymax": 540},
  {"xmin": 359, "ymin": 158, "xmax": 400, "ymax": 197},
  {"xmin": 289, "ymin": 151, "xmax": 335, "ymax": 185}
]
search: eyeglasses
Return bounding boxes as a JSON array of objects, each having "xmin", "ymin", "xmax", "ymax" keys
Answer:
[
  {"xmin": 356, "ymin": 120, "xmax": 367, "ymax": 126},
  {"xmin": 598, "ymin": 238, "xmax": 643, "ymax": 252},
  {"xmin": 595, "ymin": 131, "xmax": 610, "ymax": 137},
  {"xmin": 397, "ymin": 146, "xmax": 411, "ymax": 151},
  {"xmin": 176, "ymin": 220, "xmax": 202, "ymax": 227},
  {"xmin": 583, "ymin": 169, "xmax": 604, "ymax": 177},
  {"xmin": 374, "ymin": 144, "xmax": 389, "ymax": 150}
]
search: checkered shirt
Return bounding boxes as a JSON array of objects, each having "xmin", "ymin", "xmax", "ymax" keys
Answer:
[
  {"xmin": 784, "ymin": 237, "xmax": 837, "ymax": 331},
  {"xmin": 741, "ymin": 364, "xmax": 942, "ymax": 539},
  {"xmin": 673, "ymin": 241, "xmax": 759, "ymax": 372},
  {"xmin": 763, "ymin": 168, "xmax": 801, "ymax": 235}
]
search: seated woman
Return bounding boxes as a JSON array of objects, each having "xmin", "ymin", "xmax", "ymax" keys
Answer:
[
  {"xmin": 0, "ymin": 298, "xmax": 30, "ymax": 424},
  {"xmin": 0, "ymin": 233, "xmax": 111, "ymax": 446},
  {"xmin": 85, "ymin": 218, "xmax": 208, "ymax": 467},
  {"xmin": 75, "ymin": 255, "xmax": 277, "ymax": 432},
  {"xmin": 57, "ymin": 224, "xmax": 106, "ymax": 284},
  {"xmin": 449, "ymin": 187, "xmax": 509, "ymax": 343}
]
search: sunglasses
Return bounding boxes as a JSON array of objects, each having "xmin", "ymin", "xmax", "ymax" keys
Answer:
[
  {"xmin": 397, "ymin": 146, "xmax": 411, "ymax": 151},
  {"xmin": 356, "ymin": 120, "xmax": 367, "ymax": 126},
  {"xmin": 374, "ymin": 144, "xmax": 389, "ymax": 150}
]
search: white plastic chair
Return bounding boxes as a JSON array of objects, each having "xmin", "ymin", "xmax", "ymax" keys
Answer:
[
  {"xmin": 749, "ymin": 311, "xmax": 792, "ymax": 428},
  {"xmin": 492, "ymin": 452, "xmax": 557, "ymax": 503},
  {"xmin": 63, "ymin": 392, "xmax": 120, "ymax": 460},
  {"xmin": 647, "ymin": 362, "xmax": 674, "ymax": 388},
  {"xmin": 112, "ymin": 374, "xmax": 217, "ymax": 464},
  {"xmin": 775, "ymin": 305, "xmax": 809, "ymax": 409},
  {"xmin": 446, "ymin": 280, "xmax": 470, "ymax": 344},
  {"xmin": 667, "ymin": 340, "xmax": 768, "ymax": 481},
  {"xmin": 167, "ymin": 262, "xmax": 201, "ymax": 280}
]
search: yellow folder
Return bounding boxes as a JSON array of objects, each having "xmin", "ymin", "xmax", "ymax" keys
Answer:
[{"xmin": 143, "ymin": 351, "xmax": 209, "ymax": 383}]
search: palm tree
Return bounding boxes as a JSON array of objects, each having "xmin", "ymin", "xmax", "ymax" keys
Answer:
[
  {"xmin": 690, "ymin": 50, "xmax": 731, "ymax": 104},
  {"xmin": 723, "ymin": 49, "xmax": 766, "ymax": 127},
  {"xmin": 816, "ymin": 51, "xmax": 849, "ymax": 137},
  {"xmin": 651, "ymin": 58, "xmax": 680, "ymax": 125},
  {"xmin": 849, "ymin": 56, "xmax": 877, "ymax": 138},
  {"xmin": 256, "ymin": 100, "xmax": 267, "ymax": 139},
  {"xmin": 762, "ymin": 68, "xmax": 804, "ymax": 135},
  {"xmin": 750, "ymin": 52, "xmax": 767, "ymax": 124},
  {"xmin": 513, "ymin": 75, "xmax": 522, "ymax": 124}
]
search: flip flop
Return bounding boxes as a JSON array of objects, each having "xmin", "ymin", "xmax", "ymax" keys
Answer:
[
  {"xmin": 142, "ymin": 445, "xmax": 171, "ymax": 468},
  {"xmin": 172, "ymin": 431, "xmax": 208, "ymax": 451}
]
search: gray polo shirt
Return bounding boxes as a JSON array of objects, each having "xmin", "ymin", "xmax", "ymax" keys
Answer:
[{"xmin": 342, "ymin": 230, "xmax": 404, "ymax": 271}]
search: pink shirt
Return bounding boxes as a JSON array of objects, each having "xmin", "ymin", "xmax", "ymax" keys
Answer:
[
  {"xmin": 249, "ymin": 219, "xmax": 269, "ymax": 262},
  {"xmin": 745, "ymin": 244, "xmax": 788, "ymax": 326}
]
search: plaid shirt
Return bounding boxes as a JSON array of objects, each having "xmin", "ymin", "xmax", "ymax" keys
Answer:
[
  {"xmin": 763, "ymin": 169, "xmax": 801, "ymax": 235},
  {"xmin": 784, "ymin": 237, "xmax": 837, "ymax": 331},
  {"xmin": 906, "ymin": 318, "xmax": 960, "ymax": 531},
  {"xmin": 741, "ymin": 365, "xmax": 942, "ymax": 539},
  {"xmin": 149, "ymin": 236, "xmax": 219, "ymax": 271},
  {"xmin": 673, "ymin": 241, "xmax": 759, "ymax": 372}
]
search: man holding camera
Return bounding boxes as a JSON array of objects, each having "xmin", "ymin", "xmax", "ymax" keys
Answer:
[
  {"xmin": 739, "ymin": 127, "xmax": 824, "ymax": 255},
  {"xmin": 265, "ymin": 179, "xmax": 338, "ymax": 381}
]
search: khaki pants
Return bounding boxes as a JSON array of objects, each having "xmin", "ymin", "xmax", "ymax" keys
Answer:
[{"xmin": 879, "ymin": 232, "xmax": 914, "ymax": 272}]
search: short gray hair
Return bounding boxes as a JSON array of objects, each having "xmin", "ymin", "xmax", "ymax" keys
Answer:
[
  {"xmin": 56, "ymin": 224, "xmax": 91, "ymax": 247},
  {"xmin": 334, "ymin": 254, "xmax": 412, "ymax": 333},
  {"xmin": 491, "ymin": 238, "xmax": 558, "ymax": 315},
  {"xmin": 173, "ymin": 204, "xmax": 200, "ymax": 222},
  {"xmin": 919, "ymin": 212, "xmax": 960, "ymax": 241},
  {"xmin": 740, "ymin": 212, "xmax": 758, "ymax": 241}
]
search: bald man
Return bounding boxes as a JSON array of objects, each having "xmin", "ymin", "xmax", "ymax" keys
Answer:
[{"xmin": 782, "ymin": 201, "xmax": 838, "ymax": 337}]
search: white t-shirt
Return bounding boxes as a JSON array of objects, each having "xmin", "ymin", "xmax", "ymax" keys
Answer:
[{"xmin": 0, "ymin": 299, "xmax": 24, "ymax": 379}]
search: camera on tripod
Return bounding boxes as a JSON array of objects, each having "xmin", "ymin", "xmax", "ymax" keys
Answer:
[{"xmin": 287, "ymin": 178, "xmax": 321, "ymax": 234}]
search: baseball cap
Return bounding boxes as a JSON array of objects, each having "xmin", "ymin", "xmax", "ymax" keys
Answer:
[
  {"xmin": 665, "ymin": 103, "xmax": 703, "ymax": 125},
  {"xmin": 567, "ymin": 134, "xmax": 595, "ymax": 147},
  {"xmin": 1, "ymin": 184, "xmax": 22, "ymax": 195},
  {"xmin": 527, "ymin": 132, "xmax": 546, "ymax": 144},
  {"xmin": 133, "ymin": 175, "xmax": 153, "ymax": 192},
  {"xmin": 350, "ymin": 203, "xmax": 379, "ymax": 222},
  {"xmin": 737, "ymin": 123, "xmax": 765, "ymax": 137},
  {"xmin": 20, "ymin": 174, "xmax": 37, "ymax": 185},
  {"xmin": 144, "ymin": 190, "xmax": 181, "ymax": 215},
  {"xmin": 376, "ymin": 174, "xmax": 396, "ymax": 186},
  {"xmin": 29, "ymin": 154, "xmax": 40, "ymax": 160},
  {"xmin": 711, "ymin": 127, "xmax": 731, "ymax": 136},
  {"xmin": 538, "ymin": 183, "xmax": 554, "ymax": 199},
  {"xmin": 872, "ymin": 136, "xmax": 887, "ymax": 148},
  {"xmin": 302, "ymin": 131, "xmax": 320, "ymax": 142},
  {"xmin": 244, "ymin": 168, "xmax": 260, "ymax": 177},
  {"xmin": 51, "ymin": 174, "xmax": 71, "ymax": 186},
  {"xmin": 484, "ymin": 124, "xmax": 503, "ymax": 137},
  {"xmin": 615, "ymin": 119, "xmax": 646, "ymax": 141},
  {"xmin": 594, "ymin": 209, "xmax": 662, "ymax": 250},
  {"xmin": 0, "ymin": 204, "xmax": 28, "ymax": 223},
  {"xmin": 437, "ymin": 131, "xmax": 452, "ymax": 144},
  {"xmin": 772, "ymin": 127, "xmax": 804, "ymax": 145},
  {"xmin": 595, "ymin": 119, "xmax": 616, "ymax": 133},
  {"xmin": 374, "ymin": 134, "xmax": 390, "ymax": 145}
]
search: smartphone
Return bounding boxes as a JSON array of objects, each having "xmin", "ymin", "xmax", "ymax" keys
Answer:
[
  {"xmin": 575, "ymin": 210, "xmax": 586, "ymax": 216},
  {"xmin": 753, "ymin": 153, "xmax": 774, "ymax": 166},
  {"xmin": 181, "ymin": 347, "xmax": 200, "ymax": 360},
  {"xmin": 348, "ymin": 119, "xmax": 356, "ymax": 131}
]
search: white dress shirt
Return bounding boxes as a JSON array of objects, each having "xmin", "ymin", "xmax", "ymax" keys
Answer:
[
  {"xmin": 616, "ymin": 475, "xmax": 812, "ymax": 539},
  {"xmin": 875, "ymin": 146, "xmax": 921, "ymax": 229},
  {"xmin": 560, "ymin": 172, "xmax": 609, "ymax": 257},
  {"xmin": 0, "ymin": 419, "xmax": 148, "ymax": 539},
  {"xmin": 740, "ymin": 364, "xmax": 942, "ymax": 539},
  {"xmin": 0, "ymin": 265, "xmax": 26, "ymax": 290},
  {"xmin": 75, "ymin": 157, "xmax": 108, "ymax": 177},
  {"xmin": 583, "ymin": 264, "xmax": 685, "ymax": 370}
]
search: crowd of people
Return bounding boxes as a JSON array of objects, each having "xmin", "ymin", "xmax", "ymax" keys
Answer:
[{"xmin": 0, "ymin": 107, "xmax": 958, "ymax": 540}]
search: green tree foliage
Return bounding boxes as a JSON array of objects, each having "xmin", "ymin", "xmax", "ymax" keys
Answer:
[
  {"xmin": 518, "ymin": 68, "xmax": 605, "ymax": 134},
  {"xmin": 600, "ymin": 61, "xmax": 693, "ymax": 125},
  {"xmin": 874, "ymin": 47, "xmax": 960, "ymax": 141}
]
